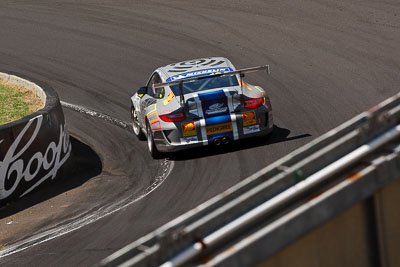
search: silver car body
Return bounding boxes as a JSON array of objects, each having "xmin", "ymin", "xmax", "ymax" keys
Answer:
[{"xmin": 131, "ymin": 57, "xmax": 273, "ymax": 153}]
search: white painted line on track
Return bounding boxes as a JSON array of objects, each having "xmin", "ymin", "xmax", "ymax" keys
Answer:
[{"xmin": 0, "ymin": 101, "xmax": 174, "ymax": 258}]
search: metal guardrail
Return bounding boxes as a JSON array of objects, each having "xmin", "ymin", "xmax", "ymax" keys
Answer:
[{"xmin": 98, "ymin": 93, "xmax": 400, "ymax": 267}]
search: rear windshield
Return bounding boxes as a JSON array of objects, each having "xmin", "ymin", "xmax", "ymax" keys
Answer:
[{"xmin": 170, "ymin": 75, "xmax": 239, "ymax": 95}]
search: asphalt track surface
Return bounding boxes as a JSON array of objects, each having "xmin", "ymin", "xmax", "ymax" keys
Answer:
[{"xmin": 0, "ymin": 0, "xmax": 399, "ymax": 266}]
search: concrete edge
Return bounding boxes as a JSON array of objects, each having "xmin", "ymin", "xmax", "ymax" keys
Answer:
[{"xmin": 0, "ymin": 72, "xmax": 46, "ymax": 104}]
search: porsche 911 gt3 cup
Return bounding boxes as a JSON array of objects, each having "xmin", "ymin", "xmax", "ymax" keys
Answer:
[{"xmin": 130, "ymin": 57, "xmax": 273, "ymax": 158}]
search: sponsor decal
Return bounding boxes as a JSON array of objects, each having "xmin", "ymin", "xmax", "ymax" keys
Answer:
[
  {"xmin": 147, "ymin": 104, "xmax": 161, "ymax": 131},
  {"xmin": 180, "ymin": 136, "xmax": 198, "ymax": 144},
  {"xmin": 166, "ymin": 68, "xmax": 233, "ymax": 82},
  {"xmin": 199, "ymin": 90, "xmax": 229, "ymax": 118},
  {"xmin": 150, "ymin": 120, "xmax": 161, "ymax": 131},
  {"xmin": 163, "ymin": 92, "xmax": 175, "ymax": 105},
  {"xmin": 243, "ymin": 111, "xmax": 256, "ymax": 126},
  {"xmin": 182, "ymin": 122, "xmax": 196, "ymax": 137},
  {"xmin": 206, "ymin": 122, "xmax": 233, "ymax": 135},
  {"xmin": 243, "ymin": 125, "xmax": 260, "ymax": 135},
  {"xmin": 0, "ymin": 115, "xmax": 71, "ymax": 200},
  {"xmin": 205, "ymin": 102, "xmax": 228, "ymax": 115}
]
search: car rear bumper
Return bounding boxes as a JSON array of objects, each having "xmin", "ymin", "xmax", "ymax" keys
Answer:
[{"xmin": 154, "ymin": 110, "xmax": 273, "ymax": 153}]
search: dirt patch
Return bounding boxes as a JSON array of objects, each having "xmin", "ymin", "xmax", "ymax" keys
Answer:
[{"xmin": 0, "ymin": 79, "xmax": 44, "ymax": 125}]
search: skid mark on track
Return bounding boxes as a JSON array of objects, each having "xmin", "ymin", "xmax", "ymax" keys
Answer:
[
  {"xmin": 0, "ymin": 101, "xmax": 174, "ymax": 258},
  {"xmin": 60, "ymin": 101, "xmax": 133, "ymax": 132}
]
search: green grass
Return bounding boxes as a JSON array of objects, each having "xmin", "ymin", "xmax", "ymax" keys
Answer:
[{"xmin": 0, "ymin": 83, "xmax": 35, "ymax": 125}]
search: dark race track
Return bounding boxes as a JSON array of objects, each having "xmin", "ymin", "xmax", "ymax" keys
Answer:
[{"xmin": 0, "ymin": 0, "xmax": 399, "ymax": 266}]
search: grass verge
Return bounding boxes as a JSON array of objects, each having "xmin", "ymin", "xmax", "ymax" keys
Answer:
[{"xmin": 0, "ymin": 79, "xmax": 43, "ymax": 125}]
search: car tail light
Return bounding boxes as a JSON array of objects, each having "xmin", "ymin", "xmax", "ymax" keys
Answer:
[
  {"xmin": 244, "ymin": 98, "xmax": 264, "ymax": 109},
  {"xmin": 159, "ymin": 111, "xmax": 186, "ymax": 122}
]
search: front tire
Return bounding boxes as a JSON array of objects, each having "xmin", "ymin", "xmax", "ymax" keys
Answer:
[
  {"xmin": 131, "ymin": 106, "xmax": 145, "ymax": 140},
  {"xmin": 146, "ymin": 121, "xmax": 162, "ymax": 159}
]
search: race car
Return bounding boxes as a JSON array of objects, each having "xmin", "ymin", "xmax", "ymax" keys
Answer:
[{"xmin": 130, "ymin": 57, "xmax": 273, "ymax": 158}]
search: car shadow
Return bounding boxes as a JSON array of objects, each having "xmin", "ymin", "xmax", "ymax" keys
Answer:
[
  {"xmin": 168, "ymin": 125, "xmax": 312, "ymax": 161},
  {"xmin": 0, "ymin": 136, "xmax": 102, "ymax": 219}
]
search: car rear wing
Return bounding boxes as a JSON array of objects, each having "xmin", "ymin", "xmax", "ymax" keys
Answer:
[{"xmin": 152, "ymin": 65, "xmax": 270, "ymax": 106}]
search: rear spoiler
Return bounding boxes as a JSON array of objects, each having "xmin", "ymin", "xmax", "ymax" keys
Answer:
[{"xmin": 153, "ymin": 65, "xmax": 270, "ymax": 106}]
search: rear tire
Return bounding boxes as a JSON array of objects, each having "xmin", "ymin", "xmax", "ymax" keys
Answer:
[
  {"xmin": 131, "ymin": 106, "xmax": 145, "ymax": 140},
  {"xmin": 146, "ymin": 121, "xmax": 162, "ymax": 159}
]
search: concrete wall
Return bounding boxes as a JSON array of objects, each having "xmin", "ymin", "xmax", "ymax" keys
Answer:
[{"xmin": 0, "ymin": 72, "xmax": 71, "ymax": 204}]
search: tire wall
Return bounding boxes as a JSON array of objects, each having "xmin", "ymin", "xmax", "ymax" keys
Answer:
[{"xmin": 0, "ymin": 72, "xmax": 71, "ymax": 205}]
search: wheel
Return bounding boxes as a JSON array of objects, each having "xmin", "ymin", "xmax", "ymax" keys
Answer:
[
  {"xmin": 131, "ymin": 106, "xmax": 145, "ymax": 140},
  {"xmin": 146, "ymin": 120, "xmax": 162, "ymax": 159}
]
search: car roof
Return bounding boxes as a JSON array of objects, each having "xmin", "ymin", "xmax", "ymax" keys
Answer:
[{"xmin": 157, "ymin": 57, "xmax": 236, "ymax": 82}]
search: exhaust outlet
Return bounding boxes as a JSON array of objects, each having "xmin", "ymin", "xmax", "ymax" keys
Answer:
[
  {"xmin": 214, "ymin": 138, "xmax": 222, "ymax": 146},
  {"xmin": 222, "ymin": 137, "xmax": 230, "ymax": 145}
]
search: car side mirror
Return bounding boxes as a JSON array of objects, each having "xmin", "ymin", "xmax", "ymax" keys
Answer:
[
  {"xmin": 240, "ymin": 73, "xmax": 245, "ymax": 78},
  {"xmin": 137, "ymin": 86, "xmax": 147, "ymax": 95}
]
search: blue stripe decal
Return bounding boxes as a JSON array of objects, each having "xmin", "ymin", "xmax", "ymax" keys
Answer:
[
  {"xmin": 199, "ymin": 90, "xmax": 230, "ymax": 118},
  {"xmin": 198, "ymin": 90, "xmax": 226, "ymax": 101},
  {"xmin": 197, "ymin": 90, "xmax": 234, "ymax": 141},
  {"xmin": 205, "ymin": 115, "xmax": 231, "ymax": 125}
]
